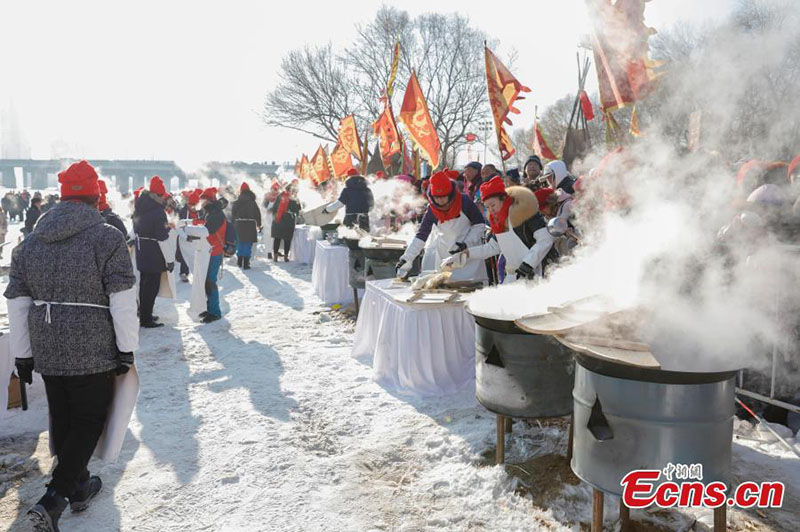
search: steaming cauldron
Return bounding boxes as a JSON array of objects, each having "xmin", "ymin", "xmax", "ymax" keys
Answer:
[
  {"xmin": 571, "ymin": 353, "xmax": 736, "ymax": 496},
  {"xmin": 468, "ymin": 311, "xmax": 575, "ymax": 465},
  {"xmin": 361, "ymin": 245, "xmax": 406, "ymax": 282}
]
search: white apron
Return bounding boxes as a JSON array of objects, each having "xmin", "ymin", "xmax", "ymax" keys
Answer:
[
  {"xmin": 183, "ymin": 225, "xmax": 211, "ymax": 319},
  {"xmin": 157, "ymin": 229, "xmax": 178, "ymax": 299},
  {"xmin": 496, "ymin": 229, "xmax": 531, "ymax": 284},
  {"xmin": 93, "ymin": 364, "xmax": 140, "ymax": 462},
  {"xmin": 429, "ymin": 212, "xmax": 486, "ymax": 282}
]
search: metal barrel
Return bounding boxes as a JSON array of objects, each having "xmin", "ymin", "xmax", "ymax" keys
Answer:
[
  {"xmin": 571, "ymin": 359, "xmax": 735, "ymax": 496},
  {"xmin": 475, "ymin": 320, "xmax": 574, "ymax": 419}
]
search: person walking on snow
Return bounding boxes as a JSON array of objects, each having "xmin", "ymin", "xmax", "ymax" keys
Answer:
[
  {"xmin": 396, "ymin": 169, "xmax": 488, "ymax": 282},
  {"xmin": 0, "ymin": 206, "xmax": 7, "ymax": 258},
  {"xmin": 133, "ymin": 176, "xmax": 171, "ymax": 328},
  {"xmin": 442, "ymin": 176, "xmax": 557, "ymax": 282},
  {"xmin": 6, "ymin": 160, "xmax": 139, "ymax": 532},
  {"xmin": 98, "ymin": 180, "xmax": 129, "ymax": 239},
  {"xmin": 231, "ymin": 182, "xmax": 262, "ymax": 270},
  {"xmin": 198, "ymin": 187, "xmax": 226, "ymax": 323},
  {"xmin": 176, "ymin": 189, "xmax": 202, "ymax": 281},
  {"xmin": 270, "ymin": 184, "xmax": 301, "ymax": 262},
  {"xmin": 23, "ymin": 197, "xmax": 43, "ymax": 236}
]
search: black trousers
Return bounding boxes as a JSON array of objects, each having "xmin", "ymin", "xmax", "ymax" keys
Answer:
[
  {"xmin": 176, "ymin": 241, "xmax": 189, "ymax": 276},
  {"xmin": 139, "ymin": 272, "xmax": 161, "ymax": 323},
  {"xmin": 43, "ymin": 372, "xmax": 114, "ymax": 497},
  {"xmin": 273, "ymin": 238, "xmax": 291, "ymax": 258}
]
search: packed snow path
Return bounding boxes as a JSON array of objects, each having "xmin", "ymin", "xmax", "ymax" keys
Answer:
[{"xmin": 2, "ymin": 249, "xmax": 800, "ymax": 531}]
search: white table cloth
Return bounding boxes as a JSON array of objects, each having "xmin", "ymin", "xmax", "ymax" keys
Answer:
[
  {"xmin": 352, "ymin": 279, "xmax": 476, "ymax": 397},
  {"xmin": 312, "ymin": 241, "xmax": 354, "ymax": 305},
  {"xmin": 290, "ymin": 225, "xmax": 323, "ymax": 264}
]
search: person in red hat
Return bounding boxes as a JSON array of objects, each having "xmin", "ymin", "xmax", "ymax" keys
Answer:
[
  {"xmin": 132, "ymin": 176, "xmax": 171, "ymax": 328},
  {"xmin": 176, "ymin": 190, "xmax": 202, "ymax": 281},
  {"xmin": 232, "ymin": 182, "xmax": 262, "ymax": 269},
  {"xmin": 270, "ymin": 185, "xmax": 302, "ymax": 262},
  {"xmin": 533, "ymin": 187, "xmax": 557, "ymax": 218},
  {"xmin": 396, "ymin": 169, "xmax": 487, "ymax": 281},
  {"xmin": 196, "ymin": 187, "xmax": 226, "ymax": 322},
  {"xmin": 98, "ymin": 179, "xmax": 128, "ymax": 239},
  {"xmin": 324, "ymin": 171, "xmax": 374, "ymax": 231},
  {"xmin": 442, "ymin": 176, "xmax": 557, "ymax": 282},
  {"xmin": 6, "ymin": 160, "xmax": 139, "ymax": 529}
]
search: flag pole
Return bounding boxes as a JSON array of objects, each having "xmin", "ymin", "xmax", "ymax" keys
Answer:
[{"xmin": 361, "ymin": 127, "xmax": 369, "ymax": 175}]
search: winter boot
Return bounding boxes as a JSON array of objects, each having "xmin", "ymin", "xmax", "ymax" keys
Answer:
[
  {"xmin": 237, "ymin": 256, "xmax": 244, "ymax": 268},
  {"xmin": 180, "ymin": 273, "xmax": 189, "ymax": 282},
  {"xmin": 28, "ymin": 488, "xmax": 68, "ymax": 532},
  {"xmin": 69, "ymin": 476, "xmax": 102, "ymax": 512},
  {"xmin": 140, "ymin": 320, "xmax": 164, "ymax": 329},
  {"xmin": 243, "ymin": 257, "xmax": 251, "ymax": 270},
  {"xmin": 202, "ymin": 314, "xmax": 222, "ymax": 324},
  {"xmin": 199, "ymin": 311, "xmax": 209, "ymax": 319}
]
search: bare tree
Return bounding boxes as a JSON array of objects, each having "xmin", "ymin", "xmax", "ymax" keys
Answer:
[{"xmin": 262, "ymin": 44, "xmax": 358, "ymax": 142}]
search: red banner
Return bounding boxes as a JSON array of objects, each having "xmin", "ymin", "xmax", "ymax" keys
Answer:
[
  {"xmin": 338, "ymin": 115, "xmax": 363, "ymax": 160},
  {"xmin": 310, "ymin": 145, "xmax": 331, "ymax": 185},
  {"xmin": 485, "ymin": 46, "xmax": 530, "ymax": 161},
  {"xmin": 398, "ymin": 71, "xmax": 441, "ymax": 169},
  {"xmin": 372, "ymin": 99, "xmax": 402, "ymax": 168},
  {"xmin": 534, "ymin": 122, "xmax": 558, "ymax": 161},
  {"xmin": 330, "ymin": 143, "xmax": 355, "ymax": 178},
  {"xmin": 579, "ymin": 90, "xmax": 595, "ymax": 121},
  {"xmin": 299, "ymin": 154, "xmax": 310, "ymax": 180}
]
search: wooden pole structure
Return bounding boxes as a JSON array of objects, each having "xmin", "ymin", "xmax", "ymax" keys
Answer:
[
  {"xmin": 619, "ymin": 501, "xmax": 631, "ymax": 532},
  {"xmin": 504, "ymin": 417, "xmax": 512, "ymax": 434},
  {"xmin": 361, "ymin": 128, "xmax": 369, "ymax": 175},
  {"xmin": 714, "ymin": 506, "xmax": 727, "ymax": 532},
  {"xmin": 496, "ymin": 415, "xmax": 505, "ymax": 464},
  {"xmin": 592, "ymin": 489, "xmax": 604, "ymax": 532}
]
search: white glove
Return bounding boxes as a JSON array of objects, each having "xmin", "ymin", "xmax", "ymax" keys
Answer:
[
  {"xmin": 324, "ymin": 200, "xmax": 344, "ymax": 214},
  {"xmin": 441, "ymin": 251, "xmax": 468, "ymax": 271}
]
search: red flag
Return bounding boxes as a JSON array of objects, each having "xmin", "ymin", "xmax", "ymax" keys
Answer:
[
  {"xmin": 338, "ymin": 115, "xmax": 363, "ymax": 161},
  {"xmin": 534, "ymin": 122, "xmax": 558, "ymax": 161},
  {"xmin": 587, "ymin": 0, "xmax": 661, "ymax": 111},
  {"xmin": 465, "ymin": 133, "xmax": 478, "ymax": 143},
  {"xmin": 372, "ymin": 97, "xmax": 402, "ymax": 168},
  {"xmin": 310, "ymin": 145, "xmax": 332, "ymax": 184},
  {"xmin": 299, "ymin": 154, "xmax": 310, "ymax": 180},
  {"xmin": 330, "ymin": 143, "xmax": 355, "ymax": 178},
  {"xmin": 579, "ymin": 90, "xmax": 595, "ymax": 121},
  {"xmin": 398, "ymin": 71, "xmax": 441, "ymax": 169},
  {"xmin": 485, "ymin": 46, "xmax": 530, "ymax": 161}
]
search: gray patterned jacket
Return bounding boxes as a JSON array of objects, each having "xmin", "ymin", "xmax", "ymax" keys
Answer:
[{"xmin": 4, "ymin": 201, "xmax": 136, "ymax": 376}]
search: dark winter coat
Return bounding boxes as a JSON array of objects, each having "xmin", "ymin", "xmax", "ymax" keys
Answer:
[
  {"xmin": 231, "ymin": 189, "xmax": 262, "ymax": 243},
  {"xmin": 24, "ymin": 205, "xmax": 42, "ymax": 235},
  {"xmin": 101, "ymin": 208, "xmax": 128, "ymax": 239},
  {"xmin": 270, "ymin": 195, "xmax": 301, "ymax": 241},
  {"xmin": 338, "ymin": 175, "xmax": 374, "ymax": 231},
  {"xmin": 201, "ymin": 200, "xmax": 227, "ymax": 256},
  {"xmin": 132, "ymin": 192, "xmax": 170, "ymax": 273},
  {"xmin": 4, "ymin": 201, "xmax": 136, "ymax": 376}
]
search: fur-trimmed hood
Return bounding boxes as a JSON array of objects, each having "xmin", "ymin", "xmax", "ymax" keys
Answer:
[{"xmin": 507, "ymin": 186, "xmax": 539, "ymax": 229}]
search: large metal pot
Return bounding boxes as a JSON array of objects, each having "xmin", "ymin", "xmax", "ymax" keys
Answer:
[
  {"xmin": 473, "ymin": 314, "xmax": 575, "ymax": 419},
  {"xmin": 571, "ymin": 352, "xmax": 736, "ymax": 496}
]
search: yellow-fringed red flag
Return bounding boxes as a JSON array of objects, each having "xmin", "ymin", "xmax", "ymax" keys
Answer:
[
  {"xmin": 298, "ymin": 154, "xmax": 310, "ymax": 180},
  {"xmin": 372, "ymin": 98, "xmax": 402, "ymax": 168},
  {"xmin": 533, "ymin": 121, "xmax": 558, "ymax": 161},
  {"xmin": 398, "ymin": 71, "xmax": 441, "ymax": 169},
  {"xmin": 330, "ymin": 143, "xmax": 356, "ymax": 178},
  {"xmin": 485, "ymin": 46, "xmax": 531, "ymax": 161},
  {"xmin": 387, "ymin": 40, "xmax": 401, "ymax": 98},
  {"xmin": 338, "ymin": 115, "xmax": 364, "ymax": 160},
  {"xmin": 310, "ymin": 146, "xmax": 331, "ymax": 185}
]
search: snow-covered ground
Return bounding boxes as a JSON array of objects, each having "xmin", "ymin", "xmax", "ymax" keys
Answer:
[{"xmin": 2, "ymin": 220, "xmax": 800, "ymax": 530}]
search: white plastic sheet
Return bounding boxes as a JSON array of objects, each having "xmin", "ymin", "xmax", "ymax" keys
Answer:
[{"xmin": 352, "ymin": 279, "xmax": 476, "ymax": 397}]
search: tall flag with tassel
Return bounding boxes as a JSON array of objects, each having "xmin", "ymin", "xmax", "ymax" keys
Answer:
[
  {"xmin": 310, "ymin": 145, "xmax": 332, "ymax": 185},
  {"xmin": 338, "ymin": 115, "xmax": 363, "ymax": 161},
  {"xmin": 387, "ymin": 40, "xmax": 401, "ymax": 98},
  {"xmin": 299, "ymin": 154, "xmax": 310, "ymax": 180},
  {"xmin": 372, "ymin": 93, "xmax": 402, "ymax": 170},
  {"xmin": 586, "ymin": 0, "xmax": 661, "ymax": 112},
  {"xmin": 533, "ymin": 116, "xmax": 558, "ymax": 161},
  {"xmin": 484, "ymin": 45, "xmax": 531, "ymax": 161},
  {"xmin": 330, "ymin": 143, "xmax": 356, "ymax": 178},
  {"xmin": 398, "ymin": 71, "xmax": 441, "ymax": 169}
]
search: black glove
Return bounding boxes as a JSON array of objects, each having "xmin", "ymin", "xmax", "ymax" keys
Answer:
[
  {"xmin": 186, "ymin": 236, "xmax": 199, "ymax": 242},
  {"xmin": 449, "ymin": 242, "xmax": 467, "ymax": 255},
  {"xmin": 166, "ymin": 262, "xmax": 175, "ymax": 272},
  {"xmin": 516, "ymin": 261, "xmax": 535, "ymax": 279},
  {"xmin": 115, "ymin": 352, "xmax": 134, "ymax": 375},
  {"xmin": 15, "ymin": 358, "xmax": 34, "ymax": 385}
]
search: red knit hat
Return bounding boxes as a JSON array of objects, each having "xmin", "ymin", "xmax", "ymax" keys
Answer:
[
  {"xmin": 149, "ymin": 176, "xmax": 167, "ymax": 197},
  {"xmin": 480, "ymin": 176, "xmax": 506, "ymax": 202},
  {"xmin": 58, "ymin": 160, "xmax": 100, "ymax": 199},
  {"xmin": 188, "ymin": 190, "xmax": 201, "ymax": 206},
  {"xmin": 346, "ymin": 168, "xmax": 359, "ymax": 177},
  {"xmin": 240, "ymin": 182, "xmax": 250, "ymax": 192},
  {"xmin": 429, "ymin": 170, "xmax": 455, "ymax": 196},
  {"xmin": 98, "ymin": 179, "xmax": 108, "ymax": 195},
  {"xmin": 201, "ymin": 187, "xmax": 218, "ymax": 201},
  {"xmin": 134, "ymin": 186, "xmax": 144, "ymax": 199},
  {"xmin": 534, "ymin": 187, "xmax": 556, "ymax": 209},
  {"xmin": 376, "ymin": 171, "xmax": 387, "ymax": 179}
]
